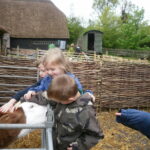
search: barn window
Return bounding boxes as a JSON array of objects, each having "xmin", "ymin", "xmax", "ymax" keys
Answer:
[{"xmin": 32, "ymin": 41, "xmax": 53, "ymax": 45}]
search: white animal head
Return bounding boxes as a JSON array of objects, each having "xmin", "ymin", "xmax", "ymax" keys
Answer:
[
  {"xmin": 20, "ymin": 102, "xmax": 47, "ymax": 124},
  {"xmin": 18, "ymin": 102, "xmax": 47, "ymax": 138}
]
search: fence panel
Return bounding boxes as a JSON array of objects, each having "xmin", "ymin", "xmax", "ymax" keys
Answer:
[
  {"xmin": 0, "ymin": 56, "xmax": 37, "ymax": 104},
  {"xmin": 0, "ymin": 54, "xmax": 150, "ymax": 110},
  {"xmin": 103, "ymin": 48, "xmax": 150, "ymax": 59}
]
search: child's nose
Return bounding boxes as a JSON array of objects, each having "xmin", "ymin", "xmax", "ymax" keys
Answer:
[
  {"xmin": 39, "ymin": 72, "xmax": 44, "ymax": 77},
  {"xmin": 48, "ymin": 70, "xmax": 53, "ymax": 75}
]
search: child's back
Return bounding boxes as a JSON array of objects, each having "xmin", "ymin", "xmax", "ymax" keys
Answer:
[
  {"xmin": 53, "ymin": 93, "xmax": 104, "ymax": 150},
  {"xmin": 47, "ymin": 74, "xmax": 104, "ymax": 150}
]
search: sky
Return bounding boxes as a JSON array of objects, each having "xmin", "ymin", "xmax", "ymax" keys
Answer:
[{"xmin": 50, "ymin": 0, "xmax": 150, "ymax": 25}]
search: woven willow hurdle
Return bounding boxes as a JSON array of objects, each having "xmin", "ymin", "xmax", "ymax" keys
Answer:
[{"xmin": 0, "ymin": 54, "xmax": 150, "ymax": 112}]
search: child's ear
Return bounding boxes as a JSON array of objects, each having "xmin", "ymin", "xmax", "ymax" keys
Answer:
[{"xmin": 68, "ymin": 97, "xmax": 76, "ymax": 102}]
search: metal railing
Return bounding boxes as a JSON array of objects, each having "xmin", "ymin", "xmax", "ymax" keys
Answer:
[
  {"xmin": 0, "ymin": 64, "xmax": 38, "ymax": 102},
  {"xmin": 0, "ymin": 104, "xmax": 54, "ymax": 150}
]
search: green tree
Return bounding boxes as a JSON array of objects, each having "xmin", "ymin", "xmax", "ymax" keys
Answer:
[
  {"xmin": 116, "ymin": 7, "xmax": 149, "ymax": 49},
  {"xmin": 67, "ymin": 17, "xmax": 85, "ymax": 45},
  {"xmin": 92, "ymin": 0, "xmax": 121, "ymax": 48},
  {"xmin": 94, "ymin": 7, "xmax": 121, "ymax": 48},
  {"xmin": 92, "ymin": 0, "xmax": 150, "ymax": 50},
  {"xmin": 93, "ymin": 0, "xmax": 119, "ymax": 15}
]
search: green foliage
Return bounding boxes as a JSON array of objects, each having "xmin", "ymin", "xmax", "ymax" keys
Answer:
[
  {"xmin": 67, "ymin": 0, "xmax": 150, "ymax": 51},
  {"xmin": 94, "ymin": 7, "xmax": 121, "ymax": 48},
  {"xmin": 115, "ymin": 8, "xmax": 150, "ymax": 49},
  {"xmin": 91, "ymin": 0, "xmax": 150, "ymax": 50},
  {"xmin": 93, "ymin": 0, "xmax": 119, "ymax": 15},
  {"xmin": 67, "ymin": 17, "xmax": 85, "ymax": 44}
]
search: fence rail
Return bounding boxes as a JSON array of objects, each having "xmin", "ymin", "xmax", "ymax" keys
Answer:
[
  {"xmin": 0, "ymin": 55, "xmax": 38, "ymax": 104},
  {"xmin": 6, "ymin": 47, "xmax": 150, "ymax": 60},
  {"xmin": 0, "ymin": 65, "xmax": 36, "ymax": 70},
  {"xmin": 0, "ymin": 83, "xmax": 31, "ymax": 87},
  {"xmin": 0, "ymin": 104, "xmax": 54, "ymax": 150},
  {"xmin": 1, "ymin": 149, "xmax": 45, "ymax": 150},
  {"xmin": 103, "ymin": 48, "xmax": 150, "ymax": 59},
  {"xmin": 0, "ymin": 75, "xmax": 37, "ymax": 79}
]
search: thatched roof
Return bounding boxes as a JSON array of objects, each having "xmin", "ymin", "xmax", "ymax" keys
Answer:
[
  {"xmin": 0, "ymin": 0, "xmax": 69, "ymax": 39},
  {"xmin": 0, "ymin": 25, "xmax": 9, "ymax": 34}
]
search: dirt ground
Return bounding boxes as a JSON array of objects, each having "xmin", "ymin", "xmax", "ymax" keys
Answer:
[{"xmin": 8, "ymin": 111, "xmax": 150, "ymax": 150}]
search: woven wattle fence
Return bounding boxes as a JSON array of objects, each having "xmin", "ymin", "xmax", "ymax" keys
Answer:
[
  {"xmin": 0, "ymin": 55, "xmax": 150, "ymax": 111},
  {"xmin": 100, "ymin": 60, "xmax": 150, "ymax": 110}
]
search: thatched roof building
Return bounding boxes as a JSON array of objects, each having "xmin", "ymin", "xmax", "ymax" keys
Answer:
[{"xmin": 0, "ymin": 0, "xmax": 69, "ymax": 51}]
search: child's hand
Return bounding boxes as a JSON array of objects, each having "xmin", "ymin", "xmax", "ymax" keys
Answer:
[
  {"xmin": 67, "ymin": 143, "xmax": 77, "ymax": 150},
  {"xmin": 24, "ymin": 91, "xmax": 36, "ymax": 100},
  {"xmin": 87, "ymin": 92, "xmax": 95, "ymax": 102},
  {"xmin": 67, "ymin": 147, "xmax": 72, "ymax": 150},
  {"xmin": 115, "ymin": 112, "xmax": 121, "ymax": 116}
]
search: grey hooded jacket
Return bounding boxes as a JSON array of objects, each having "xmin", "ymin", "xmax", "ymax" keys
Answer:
[{"xmin": 53, "ymin": 93, "xmax": 104, "ymax": 150}]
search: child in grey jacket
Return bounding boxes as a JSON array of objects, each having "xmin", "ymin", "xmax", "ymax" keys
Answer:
[{"xmin": 47, "ymin": 74, "xmax": 104, "ymax": 150}]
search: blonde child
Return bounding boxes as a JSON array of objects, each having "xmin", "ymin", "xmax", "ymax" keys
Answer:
[
  {"xmin": 43, "ymin": 48, "xmax": 83, "ymax": 93},
  {"xmin": 25, "ymin": 48, "xmax": 88, "ymax": 96}
]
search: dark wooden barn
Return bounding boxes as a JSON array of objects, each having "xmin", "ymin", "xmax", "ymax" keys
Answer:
[
  {"xmin": 77, "ymin": 30, "xmax": 103, "ymax": 54},
  {"xmin": 0, "ymin": 0, "xmax": 69, "ymax": 53}
]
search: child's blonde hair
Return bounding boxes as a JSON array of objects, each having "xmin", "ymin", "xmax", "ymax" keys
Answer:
[
  {"xmin": 34, "ymin": 55, "xmax": 46, "ymax": 67},
  {"xmin": 43, "ymin": 48, "xmax": 71, "ymax": 73}
]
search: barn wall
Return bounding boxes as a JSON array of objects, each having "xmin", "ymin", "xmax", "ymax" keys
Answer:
[{"xmin": 10, "ymin": 38, "xmax": 67, "ymax": 50}]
